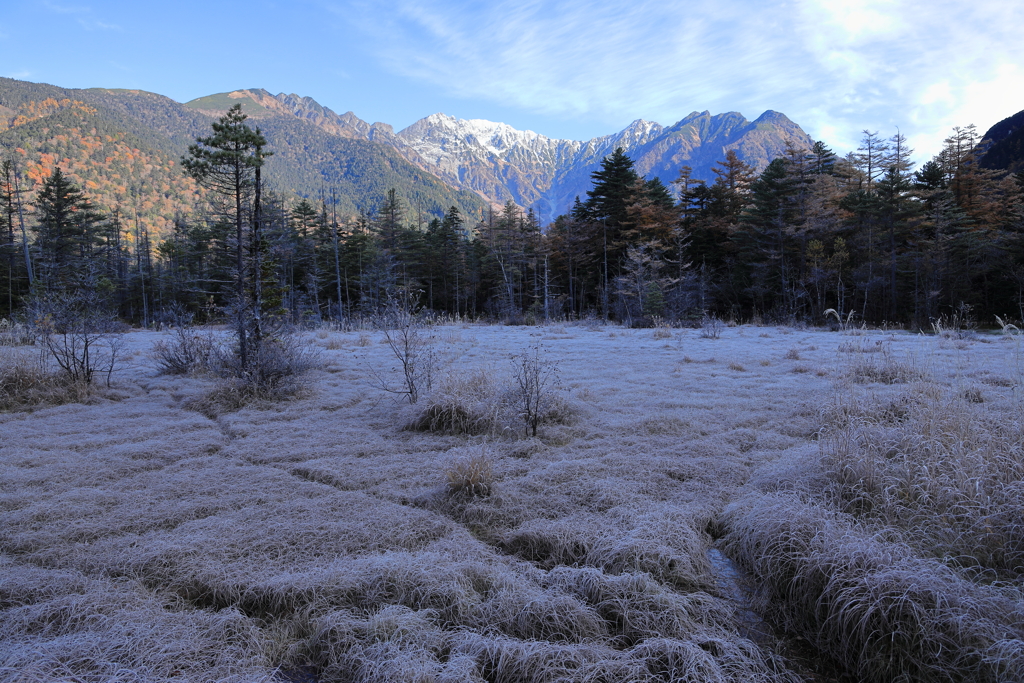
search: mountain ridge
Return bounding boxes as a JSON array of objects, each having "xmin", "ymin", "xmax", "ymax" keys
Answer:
[{"xmin": 182, "ymin": 89, "xmax": 815, "ymax": 221}]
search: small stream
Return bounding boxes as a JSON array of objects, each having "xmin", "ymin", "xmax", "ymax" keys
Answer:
[{"xmin": 707, "ymin": 545, "xmax": 851, "ymax": 683}]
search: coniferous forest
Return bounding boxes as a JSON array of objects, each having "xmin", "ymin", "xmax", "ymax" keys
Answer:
[{"xmin": 2, "ymin": 84, "xmax": 1023, "ymax": 330}]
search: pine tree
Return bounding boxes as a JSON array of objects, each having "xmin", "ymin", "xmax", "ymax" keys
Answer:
[{"xmin": 182, "ymin": 103, "xmax": 271, "ymax": 370}]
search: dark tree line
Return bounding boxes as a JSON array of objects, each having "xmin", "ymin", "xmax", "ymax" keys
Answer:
[{"xmin": 3, "ymin": 115, "xmax": 1023, "ymax": 329}]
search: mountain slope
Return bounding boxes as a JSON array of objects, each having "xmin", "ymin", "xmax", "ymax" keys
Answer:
[
  {"xmin": 212, "ymin": 88, "xmax": 815, "ymax": 223},
  {"xmin": 0, "ymin": 78, "xmax": 490, "ymax": 242},
  {"xmin": 979, "ymin": 108, "xmax": 1024, "ymax": 173}
]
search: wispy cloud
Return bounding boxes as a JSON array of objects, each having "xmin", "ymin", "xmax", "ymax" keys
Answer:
[
  {"xmin": 78, "ymin": 18, "xmax": 121, "ymax": 31},
  {"xmin": 335, "ymin": 0, "xmax": 1024, "ymax": 160},
  {"xmin": 42, "ymin": 2, "xmax": 120, "ymax": 31}
]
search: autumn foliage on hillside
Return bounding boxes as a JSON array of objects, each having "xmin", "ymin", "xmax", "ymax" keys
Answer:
[{"xmin": 2, "ymin": 100, "xmax": 204, "ymax": 241}]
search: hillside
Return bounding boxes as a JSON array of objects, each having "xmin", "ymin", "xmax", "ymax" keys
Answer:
[
  {"xmin": 979, "ymin": 108, "xmax": 1024, "ymax": 173},
  {"xmin": 0, "ymin": 78, "xmax": 490, "ymax": 241}
]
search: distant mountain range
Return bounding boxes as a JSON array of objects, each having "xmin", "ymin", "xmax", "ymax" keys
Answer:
[
  {"xmin": 188, "ymin": 89, "xmax": 815, "ymax": 223},
  {"xmin": 1, "ymin": 76, "xmax": 814, "ymax": 238}
]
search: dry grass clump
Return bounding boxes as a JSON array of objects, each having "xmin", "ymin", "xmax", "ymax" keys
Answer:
[
  {"xmin": 728, "ymin": 362, "xmax": 745, "ymax": 371},
  {"xmin": 0, "ymin": 351, "xmax": 91, "ymax": 411},
  {"xmin": 409, "ymin": 351, "xmax": 579, "ymax": 438},
  {"xmin": 323, "ymin": 335, "xmax": 346, "ymax": 350},
  {"xmin": 783, "ymin": 347, "xmax": 801, "ymax": 360},
  {"xmin": 838, "ymin": 339, "xmax": 885, "ymax": 353},
  {"xmin": 721, "ymin": 492, "xmax": 1024, "ymax": 683},
  {"xmin": 820, "ymin": 387, "xmax": 1024, "ymax": 579},
  {"xmin": 845, "ymin": 343, "xmax": 925, "ymax": 384},
  {"xmin": 407, "ymin": 368, "xmax": 506, "ymax": 435},
  {"xmin": 445, "ymin": 450, "xmax": 495, "ymax": 497}
]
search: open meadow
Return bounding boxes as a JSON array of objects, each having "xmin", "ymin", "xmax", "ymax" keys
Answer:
[{"xmin": 2, "ymin": 320, "xmax": 1023, "ymax": 682}]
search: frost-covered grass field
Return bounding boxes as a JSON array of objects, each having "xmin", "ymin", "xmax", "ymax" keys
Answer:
[{"xmin": 2, "ymin": 321, "xmax": 1023, "ymax": 682}]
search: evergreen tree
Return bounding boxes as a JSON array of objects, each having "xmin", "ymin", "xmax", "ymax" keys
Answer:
[
  {"xmin": 182, "ymin": 103, "xmax": 271, "ymax": 369},
  {"xmin": 33, "ymin": 167, "xmax": 104, "ymax": 288}
]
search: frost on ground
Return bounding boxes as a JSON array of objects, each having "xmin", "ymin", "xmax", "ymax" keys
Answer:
[{"xmin": 1, "ymin": 323, "xmax": 1022, "ymax": 682}]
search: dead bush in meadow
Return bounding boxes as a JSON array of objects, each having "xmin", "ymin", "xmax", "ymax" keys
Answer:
[
  {"xmin": 700, "ymin": 314, "xmax": 723, "ymax": 339},
  {"xmin": 29, "ymin": 289, "xmax": 126, "ymax": 387},
  {"xmin": 510, "ymin": 345, "xmax": 560, "ymax": 437},
  {"xmin": 410, "ymin": 346, "xmax": 576, "ymax": 438},
  {"xmin": 183, "ymin": 334, "xmax": 319, "ymax": 416},
  {"xmin": 0, "ymin": 350, "xmax": 90, "ymax": 410},
  {"xmin": 0, "ymin": 319, "xmax": 34, "ymax": 346},
  {"xmin": 153, "ymin": 327, "xmax": 217, "ymax": 375},
  {"xmin": 371, "ymin": 297, "xmax": 441, "ymax": 404}
]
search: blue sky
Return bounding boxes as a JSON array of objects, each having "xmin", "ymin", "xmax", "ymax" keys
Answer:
[{"xmin": 2, "ymin": 0, "xmax": 1023, "ymax": 165}]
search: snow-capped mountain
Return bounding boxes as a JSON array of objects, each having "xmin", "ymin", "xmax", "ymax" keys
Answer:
[{"xmin": 208, "ymin": 90, "xmax": 814, "ymax": 223}]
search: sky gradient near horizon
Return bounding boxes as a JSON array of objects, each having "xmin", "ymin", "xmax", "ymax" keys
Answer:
[{"xmin": 2, "ymin": 0, "xmax": 1023, "ymax": 166}]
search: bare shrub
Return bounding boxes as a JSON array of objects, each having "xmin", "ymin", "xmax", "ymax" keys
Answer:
[
  {"xmin": 372, "ymin": 298, "xmax": 440, "ymax": 404},
  {"xmin": 153, "ymin": 327, "xmax": 217, "ymax": 375},
  {"xmin": 932, "ymin": 302, "xmax": 977, "ymax": 340},
  {"xmin": 652, "ymin": 326, "xmax": 672, "ymax": 340},
  {"xmin": 28, "ymin": 290, "xmax": 125, "ymax": 387},
  {"xmin": 0, "ymin": 351, "xmax": 90, "ymax": 410},
  {"xmin": 445, "ymin": 449, "xmax": 495, "ymax": 497},
  {"xmin": 699, "ymin": 314, "xmax": 723, "ymax": 339},
  {"xmin": 783, "ymin": 347, "xmax": 801, "ymax": 360},
  {"xmin": 509, "ymin": 346, "xmax": 559, "ymax": 437},
  {"xmin": 184, "ymin": 335, "xmax": 318, "ymax": 416}
]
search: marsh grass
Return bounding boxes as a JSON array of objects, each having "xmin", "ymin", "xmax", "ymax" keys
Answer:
[
  {"xmin": 0, "ymin": 351, "xmax": 91, "ymax": 410},
  {"xmin": 445, "ymin": 449, "xmax": 495, "ymax": 497},
  {"xmin": 845, "ymin": 342, "xmax": 925, "ymax": 384},
  {"xmin": 820, "ymin": 386, "xmax": 1024, "ymax": 579},
  {"xmin": 717, "ymin": 335, "xmax": 1024, "ymax": 683},
  {"xmin": 722, "ymin": 493, "xmax": 1024, "ymax": 683},
  {"xmin": 6, "ymin": 324, "xmax": 1018, "ymax": 683},
  {"xmin": 0, "ymin": 320, "xmax": 34, "ymax": 346}
]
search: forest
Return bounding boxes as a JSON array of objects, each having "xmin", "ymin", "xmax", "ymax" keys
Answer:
[{"xmin": 1, "ymin": 103, "xmax": 1023, "ymax": 330}]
